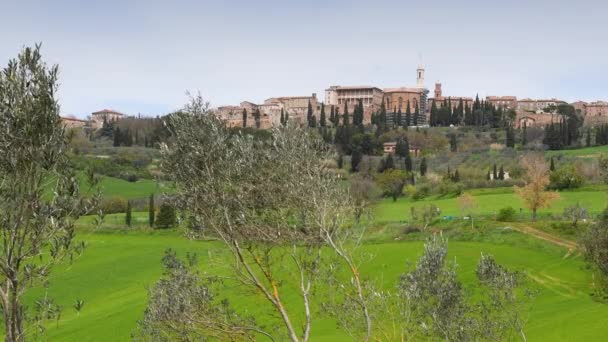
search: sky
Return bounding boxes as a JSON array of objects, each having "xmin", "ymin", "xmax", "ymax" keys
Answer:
[{"xmin": 1, "ymin": 0, "xmax": 607, "ymax": 118}]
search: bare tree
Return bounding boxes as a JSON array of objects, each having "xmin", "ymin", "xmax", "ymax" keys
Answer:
[
  {"xmin": 457, "ymin": 192, "xmax": 478, "ymax": 229},
  {"xmin": 515, "ymin": 153, "xmax": 559, "ymax": 220},
  {"xmin": 0, "ymin": 45, "xmax": 96, "ymax": 341},
  {"xmin": 159, "ymin": 95, "xmax": 357, "ymax": 342}
]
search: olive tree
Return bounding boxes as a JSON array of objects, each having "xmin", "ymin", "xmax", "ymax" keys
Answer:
[
  {"xmin": 158, "ymin": 95, "xmax": 361, "ymax": 341},
  {"xmin": 0, "ymin": 45, "xmax": 96, "ymax": 341}
]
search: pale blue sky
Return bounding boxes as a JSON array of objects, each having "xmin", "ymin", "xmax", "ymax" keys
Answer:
[{"xmin": 1, "ymin": 0, "xmax": 606, "ymax": 118}]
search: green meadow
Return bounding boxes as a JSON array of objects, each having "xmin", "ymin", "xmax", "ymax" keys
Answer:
[
  {"xmin": 375, "ymin": 186, "xmax": 608, "ymax": 222},
  {"xmin": 24, "ymin": 225, "xmax": 608, "ymax": 341},
  {"xmin": 19, "ymin": 176, "xmax": 608, "ymax": 340}
]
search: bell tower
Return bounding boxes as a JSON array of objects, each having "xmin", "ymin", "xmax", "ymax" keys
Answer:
[
  {"xmin": 434, "ymin": 82, "xmax": 442, "ymax": 98},
  {"xmin": 416, "ymin": 65, "xmax": 425, "ymax": 88}
]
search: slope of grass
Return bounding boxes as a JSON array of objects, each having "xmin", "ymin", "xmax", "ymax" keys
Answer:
[
  {"xmin": 545, "ymin": 145, "xmax": 608, "ymax": 158},
  {"xmin": 75, "ymin": 172, "xmax": 169, "ymax": 199},
  {"xmin": 374, "ymin": 187, "xmax": 608, "ymax": 222},
  {"xmin": 21, "ymin": 226, "xmax": 608, "ymax": 341}
]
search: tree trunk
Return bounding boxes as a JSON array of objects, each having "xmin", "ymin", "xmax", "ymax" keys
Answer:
[
  {"xmin": 532, "ymin": 208, "xmax": 537, "ymax": 221},
  {"xmin": 3, "ymin": 281, "xmax": 24, "ymax": 342}
]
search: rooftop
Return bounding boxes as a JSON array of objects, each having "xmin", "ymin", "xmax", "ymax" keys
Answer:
[
  {"xmin": 383, "ymin": 87, "xmax": 424, "ymax": 93},
  {"xmin": 92, "ymin": 109, "xmax": 125, "ymax": 116},
  {"xmin": 326, "ymin": 85, "xmax": 382, "ymax": 91}
]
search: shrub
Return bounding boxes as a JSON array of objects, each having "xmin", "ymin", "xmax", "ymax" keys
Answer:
[
  {"xmin": 100, "ymin": 196, "xmax": 128, "ymax": 214},
  {"xmin": 496, "ymin": 206, "xmax": 517, "ymax": 222},
  {"xmin": 155, "ymin": 203, "xmax": 176, "ymax": 229},
  {"xmin": 413, "ymin": 184, "xmax": 431, "ymax": 200},
  {"xmin": 549, "ymin": 165, "xmax": 584, "ymax": 190}
]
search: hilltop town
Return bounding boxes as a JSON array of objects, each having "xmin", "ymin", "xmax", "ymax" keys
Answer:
[{"xmin": 61, "ymin": 66, "xmax": 608, "ymax": 132}]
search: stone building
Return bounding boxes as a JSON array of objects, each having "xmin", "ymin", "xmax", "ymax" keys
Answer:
[
  {"xmin": 515, "ymin": 111, "xmax": 560, "ymax": 128},
  {"xmin": 92, "ymin": 109, "xmax": 125, "ymax": 122},
  {"xmin": 216, "ymin": 94, "xmax": 319, "ymax": 128},
  {"xmin": 576, "ymin": 101, "xmax": 608, "ymax": 116},
  {"xmin": 517, "ymin": 98, "xmax": 566, "ymax": 112},
  {"xmin": 325, "ymin": 66, "xmax": 429, "ymax": 124},
  {"xmin": 61, "ymin": 116, "xmax": 88, "ymax": 129},
  {"xmin": 486, "ymin": 96, "xmax": 518, "ymax": 110},
  {"xmin": 264, "ymin": 94, "xmax": 320, "ymax": 125}
]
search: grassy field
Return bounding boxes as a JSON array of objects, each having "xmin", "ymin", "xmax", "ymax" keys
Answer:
[
  {"xmin": 20, "ymin": 218, "xmax": 608, "ymax": 341},
  {"xmin": 374, "ymin": 186, "xmax": 608, "ymax": 222},
  {"xmin": 75, "ymin": 172, "xmax": 169, "ymax": 199},
  {"xmin": 545, "ymin": 144, "xmax": 608, "ymax": 158}
]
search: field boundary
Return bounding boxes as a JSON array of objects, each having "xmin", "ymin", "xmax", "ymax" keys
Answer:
[{"xmin": 510, "ymin": 223, "xmax": 578, "ymax": 251}]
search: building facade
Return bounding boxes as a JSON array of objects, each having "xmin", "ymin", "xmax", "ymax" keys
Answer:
[
  {"xmin": 92, "ymin": 109, "xmax": 125, "ymax": 122},
  {"xmin": 486, "ymin": 96, "xmax": 518, "ymax": 110},
  {"xmin": 517, "ymin": 98, "xmax": 566, "ymax": 112}
]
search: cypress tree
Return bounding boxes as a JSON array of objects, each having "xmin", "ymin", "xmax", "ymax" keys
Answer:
[
  {"xmin": 550, "ymin": 157, "xmax": 556, "ymax": 171},
  {"xmin": 420, "ymin": 157, "xmax": 427, "ymax": 176},
  {"xmin": 586, "ymin": 127, "xmax": 592, "ymax": 147},
  {"xmin": 384, "ymin": 153, "xmax": 395, "ymax": 170},
  {"xmin": 320, "ymin": 102, "xmax": 326, "ymax": 127},
  {"xmin": 350, "ymin": 148, "xmax": 362, "ymax": 172},
  {"xmin": 242, "ymin": 108, "xmax": 247, "ymax": 127},
  {"xmin": 506, "ymin": 125, "xmax": 515, "ymax": 148},
  {"xmin": 285, "ymin": 110, "xmax": 289, "ymax": 124},
  {"xmin": 414, "ymin": 103, "xmax": 420, "ymax": 126},
  {"xmin": 449, "ymin": 134, "xmax": 458, "ymax": 152},
  {"xmin": 125, "ymin": 201, "xmax": 132, "ymax": 227},
  {"xmin": 452, "ymin": 169, "xmax": 460, "ymax": 182},
  {"xmin": 396, "ymin": 107, "xmax": 402, "ymax": 128},
  {"xmin": 522, "ymin": 122, "xmax": 528, "ymax": 146},
  {"xmin": 149, "ymin": 194, "xmax": 155, "ymax": 227},
  {"xmin": 405, "ymin": 100, "xmax": 412, "ymax": 127},
  {"xmin": 280, "ymin": 108, "xmax": 285, "ymax": 126},
  {"xmin": 404, "ymin": 154, "xmax": 413, "ymax": 172},
  {"xmin": 155, "ymin": 203, "xmax": 176, "ymax": 229},
  {"xmin": 395, "ymin": 137, "xmax": 410, "ymax": 158},
  {"xmin": 430, "ymin": 100, "xmax": 438, "ymax": 126},
  {"xmin": 307, "ymin": 100, "xmax": 313, "ymax": 127},
  {"xmin": 343, "ymin": 102, "xmax": 350, "ymax": 127},
  {"xmin": 113, "ymin": 126, "xmax": 122, "ymax": 147},
  {"xmin": 498, "ymin": 166, "xmax": 505, "ymax": 180},
  {"xmin": 254, "ymin": 108, "xmax": 261, "ymax": 129},
  {"xmin": 493, "ymin": 164, "xmax": 498, "ymax": 180}
]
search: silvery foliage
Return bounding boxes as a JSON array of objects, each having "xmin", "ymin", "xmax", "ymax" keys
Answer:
[
  {"xmin": 0, "ymin": 45, "xmax": 97, "ymax": 341},
  {"xmin": 135, "ymin": 249, "xmax": 261, "ymax": 341}
]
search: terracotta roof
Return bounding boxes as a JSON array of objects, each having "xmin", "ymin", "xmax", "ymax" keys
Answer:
[
  {"xmin": 276, "ymin": 96, "xmax": 316, "ymax": 100},
  {"xmin": 92, "ymin": 109, "xmax": 125, "ymax": 116}
]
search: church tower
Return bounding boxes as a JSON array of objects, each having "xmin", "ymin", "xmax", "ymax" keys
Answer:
[{"xmin": 416, "ymin": 65, "xmax": 425, "ymax": 88}]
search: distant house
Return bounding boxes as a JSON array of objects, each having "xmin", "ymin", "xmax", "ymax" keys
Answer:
[
  {"xmin": 92, "ymin": 109, "xmax": 125, "ymax": 122},
  {"xmin": 60, "ymin": 116, "xmax": 88, "ymax": 129},
  {"xmin": 383, "ymin": 142, "xmax": 397, "ymax": 154},
  {"xmin": 383, "ymin": 142, "xmax": 421, "ymax": 156}
]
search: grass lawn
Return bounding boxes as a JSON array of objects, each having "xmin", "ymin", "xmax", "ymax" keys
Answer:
[
  {"xmin": 374, "ymin": 187, "xmax": 608, "ymax": 222},
  {"xmin": 20, "ymin": 223, "xmax": 608, "ymax": 341}
]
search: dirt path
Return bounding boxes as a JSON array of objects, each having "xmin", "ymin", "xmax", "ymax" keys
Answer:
[{"xmin": 509, "ymin": 223, "xmax": 579, "ymax": 251}]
